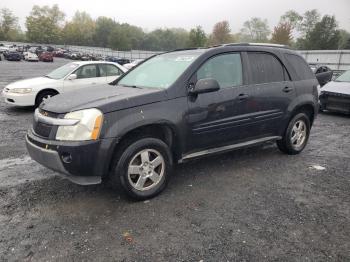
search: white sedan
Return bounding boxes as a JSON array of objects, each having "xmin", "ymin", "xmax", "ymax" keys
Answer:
[
  {"xmin": 24, "ymin": 52, "xmax": 39, "ymax": 62},
  {"xmin": 2, "ymin": 61, "xmax": 127, "ymax": 107}
]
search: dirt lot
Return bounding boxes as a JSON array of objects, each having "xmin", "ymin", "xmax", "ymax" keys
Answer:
[{"xmin": 0, "ymin": 58, "xmax": 349, "ymax": 261}]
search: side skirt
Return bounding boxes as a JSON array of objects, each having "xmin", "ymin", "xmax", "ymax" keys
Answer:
[{"xmin": 178, "ymin": 136, "xmax": 281, "ymax": 163}]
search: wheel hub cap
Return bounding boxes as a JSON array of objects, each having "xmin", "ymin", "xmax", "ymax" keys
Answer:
[{"xmin": 127, "ymin": 149, "xmax": 165, "ymax": 191}]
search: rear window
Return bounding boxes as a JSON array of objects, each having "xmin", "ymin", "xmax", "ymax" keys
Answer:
[
  {"xmin": 285, "ymin": 54, "xmax": 314, "ymax": 80},
  {"xmin": 247, "ymin": 52, "xmax": 285, "ymax": 84}
]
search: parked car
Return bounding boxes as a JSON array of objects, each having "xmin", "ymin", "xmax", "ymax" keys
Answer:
[
  {"xmin": 39, "ymin": 51, "xmax": 53, "ymax": 62},
  {"xmin": 26, "ymin": 52, "xmax": 39, "ymax": 62},
  {"xmin": 2, "ymin": 61, "xmax": 127, "ymax": 107},
  {"xmin": 25, "ymin": 43, "xmax": 319, "ymax": 200},
  {"xmin": 310, "ymin": 64, "xmax": 333, "ymax": 87},
  {"xmin": 123, "ymin": 59, "xmax": 144, "ymax": 69},
  {"xmin": 319, "ymin": 69, "xmax": 350, "ymax": 114},
  {"xmin": 5, "ymin": 51, "xmax": 22, "ymax": 61},
  {"xmin": 105, "ymin": 56, "xmax": 130, "ymax": 65},
  {"xmin": 0, "ymin": 44, "xmax": 10, "ymax": 54}
]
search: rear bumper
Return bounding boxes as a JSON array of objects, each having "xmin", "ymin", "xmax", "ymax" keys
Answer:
[{"xmin": 26, "ymin": 130, "xmax": 118, "ymax": 185}]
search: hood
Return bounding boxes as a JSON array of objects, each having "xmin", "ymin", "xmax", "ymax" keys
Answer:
[
  {"xmin": 40, "ymin": 84, "xmax": 168, "ymax": 114},
  {"xmin": 6, "ymin": 77, "xmax": 58, "ymax": 90},
  {"xmin": 321, "ymin": 81, "xmax": 350, "ymax": 95}
]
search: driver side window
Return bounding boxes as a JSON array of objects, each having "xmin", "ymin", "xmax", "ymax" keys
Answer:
[{"xmin": 197, "ymin": 53, "xmax": 243, "ymax": 88}]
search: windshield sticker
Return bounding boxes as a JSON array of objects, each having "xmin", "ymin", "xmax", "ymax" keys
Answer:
[{"xmin": 175, "ymin": 56, "xmax": 195, "ymax": 62}]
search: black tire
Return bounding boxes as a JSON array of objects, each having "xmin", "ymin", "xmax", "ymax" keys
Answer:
[
  {"xmin": 277, "ymin": 113, "xmax": 311, "ymax": 155},
  {"xmin": 111, "ymin": 137, "xmax": 173, "ymax": 200},
  {"xmin": 35, "ymin": 90, "xmax": 58, "ymax": 107}
]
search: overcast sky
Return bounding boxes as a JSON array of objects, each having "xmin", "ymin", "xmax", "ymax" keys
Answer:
[{"xmin": 2, "ymin": 0, "xmax": 350, "ymax": 33}]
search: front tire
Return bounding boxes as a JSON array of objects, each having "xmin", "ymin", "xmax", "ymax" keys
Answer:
[
  {"xmin": 112, "ymin": 138, "xmax": 173, "ymax": 200},
  {"xmin": 277, "ymin": 113, "xmax": 311, "ymax": 155},
  {"xmin": 35, "ymin": 90, "xmax": 58, "ymax": 107}
]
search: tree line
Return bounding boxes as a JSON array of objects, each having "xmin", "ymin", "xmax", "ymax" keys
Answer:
[{"xmin": 0, "ymin": 5, "xmax": 349, "ymax": 51}]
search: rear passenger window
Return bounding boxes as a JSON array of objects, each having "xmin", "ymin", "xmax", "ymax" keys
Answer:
[
  {"xmin": 197, "ymin": 53, "xmax": 242, "ymax": 88},
  {"xmin": 99, "ymin": 64, "xmax": 123, "ymax": 77},
  {"xmin": 248, "ymin": 52, "xmax": 285, "ymax": 84},
  {"xmin": 285, "ymin": 54, "xmax": 314, "ymax": 80}
]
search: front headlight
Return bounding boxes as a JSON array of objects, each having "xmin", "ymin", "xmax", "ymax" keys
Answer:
[
  {"xmin": 56, "ymin": 108, "xmax": 103, "ymax": 141},
  {"xmin": 8, "ymin": 88, "xmax": 32, "ymax": 94}
]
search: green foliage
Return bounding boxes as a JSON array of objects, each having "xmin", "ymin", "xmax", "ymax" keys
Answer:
[
  {"xmin": 25, "ymin": 4, "xmax": 65, "ymax": 43},
  {"xmin": 299, "ymin": 9, "xmax": 321, "ymax": 36},
  {"xmin": 338, "ymin": 29, "xmax": 350, "ymax": 49},
  {"xmin": 188, "ymin": 26, "xmax": 207, "ymax": 47},
  {"xmin": 0, "ymin": 8, "xmax": 23, "ymax": 41},
  {"xmin": 280, "ymin": 10, "xmax": 303, "ymax": 30},
  {"xmin": 301, "ymin": 15, "xmax": 340, "ymax": 50},
  {"xmin": 62, "ymin": 11, "xmax": 95, "ymax": 46},
  {"xmin": 240, "ymin": 17, "xmax": 270, "ymax": 42},
  {"xmin": 271, "ymin": 23, "xmax": 293, "ymax": 45},
  {"xmin": 93, "ymin": 17, "xmax": 116, "ymax": 47}
]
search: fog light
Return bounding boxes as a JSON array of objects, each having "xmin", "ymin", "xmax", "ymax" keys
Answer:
[{"xmin": 61, "ymin": 153, "xmax": 72, "ymax": 164}]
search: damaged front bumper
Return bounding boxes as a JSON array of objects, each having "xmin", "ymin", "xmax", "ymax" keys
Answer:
[{"xmin": 26, "ymin": 130, "xmax": 117, "ymax": 185}]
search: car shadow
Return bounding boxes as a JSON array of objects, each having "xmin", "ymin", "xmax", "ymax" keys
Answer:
[
  {"xmin": 7, "ymin": 142, "xmax": 280, "ymax": 208},
  {"xmin": 319, "ymin": 110, "xmax": 350, "ymax": 118},
  {"xmin": 3, "ymin": 105, "xmax": 35, "ymax": 115}
]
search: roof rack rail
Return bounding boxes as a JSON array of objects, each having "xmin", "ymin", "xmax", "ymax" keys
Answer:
[{"xmin": 222, "ymin": 42, "xmax": 291, "ymax": 49}]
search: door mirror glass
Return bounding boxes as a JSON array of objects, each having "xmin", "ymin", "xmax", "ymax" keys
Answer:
[
  {"xmin": 190, "ymin": 78, "xmax": 220, "ymax": 94},
  {"xmin": 67, "ymin": 74, "xmax": 77, "ymax": 80}
]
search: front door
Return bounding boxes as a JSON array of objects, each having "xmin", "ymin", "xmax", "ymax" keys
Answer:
[
  {"xmin": 63, "ymin": 64, "xmax": 103, "ymax": 92},
  {"xmin": 185, "ymin": 52, "xmax": 245, "ymax": 152}
]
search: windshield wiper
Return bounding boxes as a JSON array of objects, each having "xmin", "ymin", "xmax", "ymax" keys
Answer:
[
  {"xmin": 119, "ymin": 84, "xmax": 142, "ymax": 89},
  {"xmin": 44, "ymin": 75, "xmax": 52, "ymax": 79}
]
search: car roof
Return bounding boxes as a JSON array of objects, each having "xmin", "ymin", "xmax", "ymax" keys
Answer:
[{"xmin": 73, "ymin": 61, "xmax": 123, "ymax": 66}]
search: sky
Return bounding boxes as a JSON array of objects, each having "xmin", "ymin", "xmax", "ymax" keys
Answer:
[{"xmin": 1, "ymin": 0, "xmax": 350, "ymax": 33}]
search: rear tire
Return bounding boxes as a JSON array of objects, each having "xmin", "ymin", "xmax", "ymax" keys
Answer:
[
  {"xmin": 35, "ymin": 90, "xmax": 58, "ymax": 107},
  {"xmin": 111, "ymin": 137, "xmax": 173, "ymax": 200},
  {"xmin": 277, "ymin": 113, "xmax": 311, "ymax": 155}
]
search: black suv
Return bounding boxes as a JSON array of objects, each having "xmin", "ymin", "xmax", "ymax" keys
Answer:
[{"xmin": 26, "ymin": 43, "xmax": 319, "ymax": 199}]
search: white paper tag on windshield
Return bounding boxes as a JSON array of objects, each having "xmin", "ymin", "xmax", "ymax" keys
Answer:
[{"xmin": 175, "ymin": 56, "xmax": 195, "ymax": 62}]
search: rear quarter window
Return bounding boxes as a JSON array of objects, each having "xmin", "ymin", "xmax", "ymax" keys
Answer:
[{"xmin": 285, "ymin": 54, "xmax": 314, "ymax": 80}]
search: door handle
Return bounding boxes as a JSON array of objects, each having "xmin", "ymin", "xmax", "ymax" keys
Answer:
[
  {"xmin": 238, "ymin": 93, "xmax": 249, "ymax": 100},
  {"xmin": 283, "ymin": 86, "xmax": 293, "ymax": 93},
  {"xmin": 92, "ymin": 82, "xmax": 97, "ymax": 84}
]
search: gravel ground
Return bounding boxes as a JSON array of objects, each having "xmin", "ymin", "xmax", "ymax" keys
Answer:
[{"xmin": 0, "ymin": 58, "xmax": 349, "ymax": 261}]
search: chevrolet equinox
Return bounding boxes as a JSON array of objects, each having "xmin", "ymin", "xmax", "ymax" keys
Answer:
[{"xmin": 26, "ymin": 43, "xmax": 319, "ymax": 199}]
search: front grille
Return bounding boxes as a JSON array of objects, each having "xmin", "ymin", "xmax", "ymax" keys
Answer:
[
  {"xmin": 38, "ymin": 108, "xmax": 60, "ymax": 118},
  {"xmin": 33, "ymin": 121, "xmax": 53, "ymax": 138},
  {"xmin": 323, "ymin": 93, "xmax": 350, "ymax": 113},
  {"xmin": 33, "ymin": 109, "xmax": 60, "ymax": 138}
]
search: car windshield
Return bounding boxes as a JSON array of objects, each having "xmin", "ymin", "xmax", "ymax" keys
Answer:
[
  {"xmin": 335, "ymin": 70, "xmax": 350, "ymax": 83},
  {"xmin": 117, "ymin": 50, "xmax": 204, "ymax": 89},
  {"xmin": 46, "ymin": 63, "xmax": 79, "ymax": 80}
]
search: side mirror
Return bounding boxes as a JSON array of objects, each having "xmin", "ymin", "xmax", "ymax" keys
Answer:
[
  {"xmin": 67, "ymin": 74, "xmax": 77, "ymax": 80},
  {"xmin": 190, "ymin": 78, "xmax": 220, "ymax": 95}
]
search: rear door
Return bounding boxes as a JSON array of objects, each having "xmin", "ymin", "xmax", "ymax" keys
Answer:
[
  {"xmin": 186, "ymin": 52, "xmax": 245, "ymax": 151},
  {"xmin": 243, "ymin": 51, "xmax": 295, "ymax": 139}
]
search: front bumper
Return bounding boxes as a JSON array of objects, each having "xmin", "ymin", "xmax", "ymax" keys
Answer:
[
  {"xmin": 26, "ymin": 130, "xmax": 118, "ymax": 185},
  {"xmin": 319, "ymin": 92, "xmax": 350, "ymax": 114},
  {"xmin": 2, "ymin": 90, "xmax": 36, "ymax": 106}
]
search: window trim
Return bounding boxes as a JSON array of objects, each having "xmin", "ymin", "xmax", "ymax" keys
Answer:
[{"xmin": 246, "ymin": 51, "xmax": 291, "ymax": 85}]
